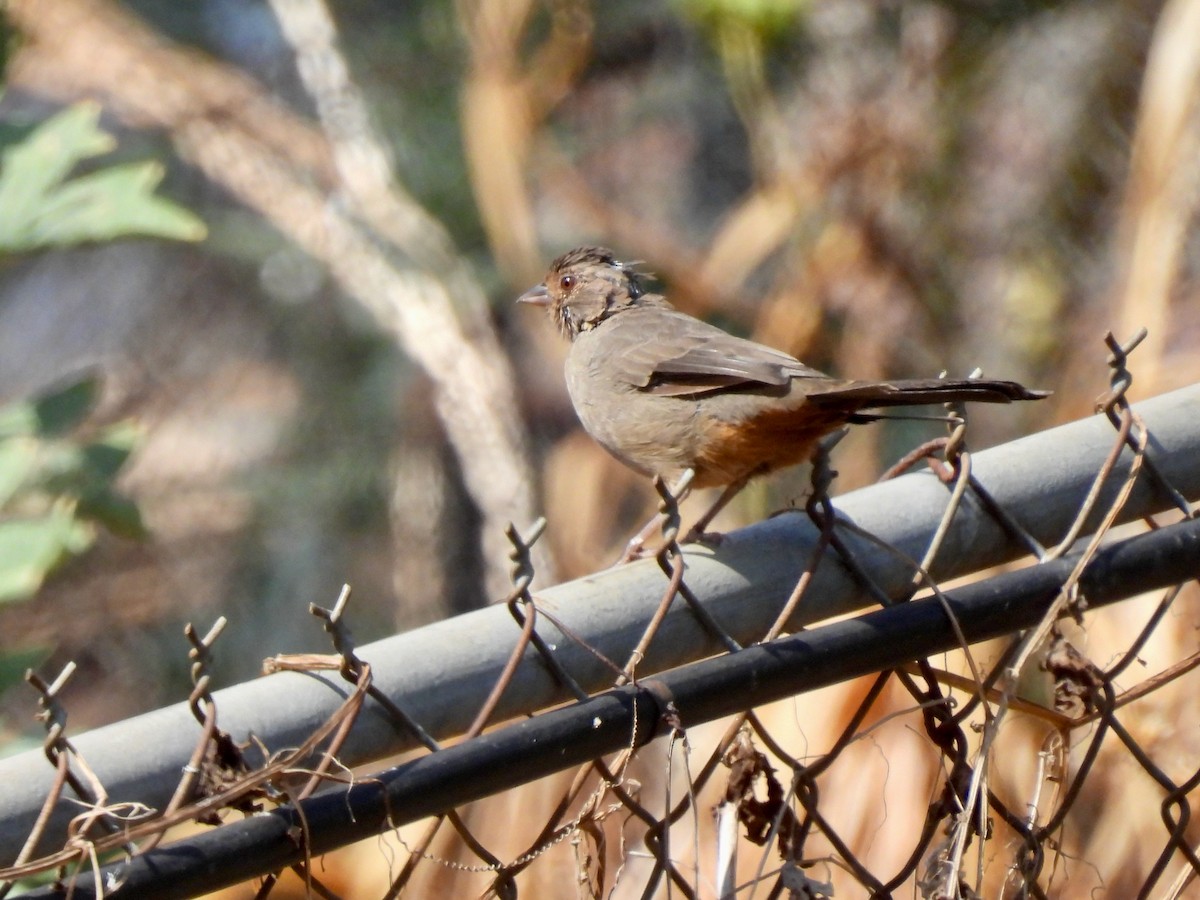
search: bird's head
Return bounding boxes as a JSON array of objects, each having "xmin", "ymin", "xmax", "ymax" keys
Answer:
[{"xmin": 518, "ymin": 247, "xmax": 653, "ymax": 340}]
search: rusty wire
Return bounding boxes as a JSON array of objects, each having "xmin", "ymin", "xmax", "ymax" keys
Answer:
[
  {"xmin": 0, "ymin": 605, "xmax": 379, "ymax": 890},
  {"xmin": 458, "ymin": 330, "xmax": 1199, "ymax": 899},
  {"xmin": 4, "ymin": 335, "xmax": 1200, "ymax": 899}
]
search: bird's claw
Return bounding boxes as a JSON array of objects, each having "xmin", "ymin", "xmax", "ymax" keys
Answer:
[
  {"xmin": 682, "ymin": 526, "xmax": 725, "ymax": 547},
  {"xmin": 616, "ymin": 535, "xmax": 652, "ymax": 565}
]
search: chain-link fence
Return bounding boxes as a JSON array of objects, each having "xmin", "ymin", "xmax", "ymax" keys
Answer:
[{"xmin": 2, "ymin": 341, "xmax": 1199, "ymax": 898}]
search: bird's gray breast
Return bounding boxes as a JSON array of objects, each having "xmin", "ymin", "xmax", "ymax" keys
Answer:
[{"xmin": 564, "ymin": 319, "xmax": 701, "ymax": 478}]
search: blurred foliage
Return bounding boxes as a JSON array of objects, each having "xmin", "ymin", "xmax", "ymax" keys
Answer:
[
  {"xmin": 675, "ymin": 0, "xmax": 810, "ymax": 39},
  {"xmin": 0, "ymin": 102, "xmax": 206, "ymax": 252},
  {"xmin": 0, "ymin": 98, "xmax": 210, "ymax": 608},
  {"xmin": 0, "ymin": 377, "xmax": 144, "ymax": 604}
]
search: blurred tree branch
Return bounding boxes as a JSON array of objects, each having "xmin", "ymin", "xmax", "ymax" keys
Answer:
[
  {"xmin": 6, "ymin": 0, "xmax": 553, "ymax": 595},
  {"xmin": 457, "ymin": 0, "xmax": 593, "ymax": 285}
]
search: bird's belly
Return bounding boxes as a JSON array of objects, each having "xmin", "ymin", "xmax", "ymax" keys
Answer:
[
  {"xmin": 689, "ymin": 392, "xmax": 842, "ymax": 485},
  {"xmin": 565, "ymin": 355, "xmax": 701, "ymax": 480}
]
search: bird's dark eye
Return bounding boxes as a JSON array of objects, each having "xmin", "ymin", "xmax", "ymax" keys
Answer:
[{"xmin": 559, "ymin": 274, "xmax": 576, "ymax": 291}]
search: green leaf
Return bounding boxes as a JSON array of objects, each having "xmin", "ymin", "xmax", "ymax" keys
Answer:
[
  {"xmin": 0, "ymin": 103, "xmax": 113, "ymax": 243},
  {"xmin": 0, "ymin": 512, "xmax": 94, "ymax": 604},
  {"xmin": 0, "ymin": 121, "xmax": 42, "ymax": 152},
  {"xmin": 29, "ymin": 161, "xmax": 207, "ymax": 247},
  {"xmin": 0, "ymin": 438, "xmax": 39, "ymax": 508},
  {"xmin": 32, "ymin": 377, "xmax": 100, "ymax": 436},
  {"xmin": 0, "ymin": 102, "xmax": 207, "ymax": 252},
  {"xmin": 96, "ymin": 419, "xmax": 141, "ymax": 453},
  {"xmin": 76, "ymin": 488, "xmax": 146, "ymax": 539},
  {"xmin": 0, "ymin": 377, "xmax": 103, "ymax": 440},
  {"xmin": 0, "ymin": 646, "xmax": 49, "ymax": 697},
  {"xmin": 0, "ymin": 399, "xmax": 38, "ymax": 439},
  {"xmin": 81, "ymin": 438, "xmax": 134, "ymax": 482},
  {"xmin": 33, "ymin": 444, "xmax": 87, "ymax": 495}
]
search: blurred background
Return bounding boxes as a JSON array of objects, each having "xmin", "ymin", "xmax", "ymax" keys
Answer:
[{"xmin": 0, "ymin": 0, "xmax": 1198, "ymax": 896}]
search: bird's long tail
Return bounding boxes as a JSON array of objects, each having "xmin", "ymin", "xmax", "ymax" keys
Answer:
[{"xmin": 808, "ymin": 379, "xmax": 1049, "ymax": 409}]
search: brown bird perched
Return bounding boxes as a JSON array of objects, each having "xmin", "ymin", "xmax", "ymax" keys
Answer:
[{"xmin": 520, "ymin": 246, "xmax": 1047, "ymax": 540}]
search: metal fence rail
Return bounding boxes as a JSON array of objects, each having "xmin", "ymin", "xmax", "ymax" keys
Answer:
[
  {"xmin": 12, "ymin": 516, "xmax": 1200, "ymax": 899},
  {"xmin": 2, "ymin": 354, "xmax": 1199, "ymax": 898}
]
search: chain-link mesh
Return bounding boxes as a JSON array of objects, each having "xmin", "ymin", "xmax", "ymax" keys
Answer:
[{"xmin": 3, "ymin": 338, "xmax": 1198, "ymax": 900}]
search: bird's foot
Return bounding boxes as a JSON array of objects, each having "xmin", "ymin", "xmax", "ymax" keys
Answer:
[
  {"xmin": 681, "ymin": 525, "xmax": 725, "ymax": 547},
  {"xmin": 616, "ymin": 533, "xmax": 654, "ymax": 565}
]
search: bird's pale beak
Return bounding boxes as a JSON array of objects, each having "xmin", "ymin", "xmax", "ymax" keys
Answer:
[{"xmin": 517, "ymin": 284, "xmax": 550, "ymax": 307}]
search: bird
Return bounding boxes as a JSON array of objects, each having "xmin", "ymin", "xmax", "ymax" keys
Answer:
[{"xmin": 519, "ymin": 246, "xmax": 1047, "ymax": 542}]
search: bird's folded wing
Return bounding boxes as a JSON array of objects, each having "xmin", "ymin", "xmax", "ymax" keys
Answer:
[{"xmin": 612, "ymin": 310, "xmax": 826, "ymax": 396}]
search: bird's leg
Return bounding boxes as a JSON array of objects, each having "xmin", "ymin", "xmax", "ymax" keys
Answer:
[
  {"xmin": 681, "ymin": 473, "xmax": 753, "ymax": 545},
  {"xmin": 683, "ymin": 435, "xmax": 847, "ymax": 545},
  {"xmin": 618, "ymin": 469, "xmax": 695, "ymax": 563}
]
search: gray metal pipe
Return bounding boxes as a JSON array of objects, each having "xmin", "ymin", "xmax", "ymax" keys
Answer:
[
  {"xmin": 16, "ymin": 517, "xmax": 1200, "ymax": 900},
  {"xmin": 2, "ymin": 384, "xmax": 1198, "ymax": 863}
]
